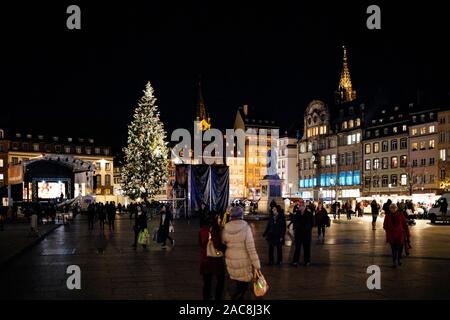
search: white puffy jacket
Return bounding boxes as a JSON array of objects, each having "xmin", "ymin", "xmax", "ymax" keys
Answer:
[{"xmin": 222, "ymin": 219, "xmax": 261, "ymax": 282}]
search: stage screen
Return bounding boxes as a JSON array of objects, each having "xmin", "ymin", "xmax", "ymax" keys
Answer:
[{"xmin": 38, "ymin": 182, "xmax": 65, "ymax": 199}]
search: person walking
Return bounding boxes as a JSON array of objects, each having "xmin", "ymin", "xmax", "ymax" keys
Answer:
[
  {"xmin": 370, "ymin": 200, "xmax": 380, "ymax": 230},
  {"xmin": 291, "ymin": 198, "xmax": 314, "ymax": 267},
  {"xmin": 382, "ymin": 199, "xmax": 392, "ymax": 215},
  {"xmin": 159, "ymin": 205, "xmax": 175, "ymax": 249},
  {"xmin": 133, "ymin": 205, "xmax": 147, "ymax": 248},
  {"xmin": 315, "ymin": 201, "xmax": 328, "ymax": 242},
  {"xmin": 98, "ymin": 203, "xmax": 106, "ymax": 232},
  {"xmin": 383, "ymin": 203, "xmax": 409, "ymax": 268},
  {"xmin": 262, "ymin": 205, "xmax": 286, "ymax": 265},
  {"xmin": 87, "ymin": 202, "xmax": 95, "ymax": 230},
  {"xmin": 356, "ymin": 202, "xmax": 363, "ymax": 217},
  {"xmin": 108, "ymin": 202, "xmax": 116, "ymax": 232},
  {"xmin": 222, "ymin": 206, "xmax": 261, "ymax": 300},
  {"xmin": 199, "ymin": 215, "xmax": 226, "ymax": 300},
  {"xmin": 440, "ymin": 197, "xmax": 448, "ymax": 222},
  {"xmin": 332, "ymin": 201, "xmax": 341, "ymax": 220}
]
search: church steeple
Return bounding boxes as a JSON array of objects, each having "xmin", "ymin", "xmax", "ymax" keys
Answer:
[
  {"xmin": 335, "ymin": 46, "xmax": 357, "ymax": 103},
  {"xmin": 196, "ymin": 80, "xmax": 211, "ymax": 131}
]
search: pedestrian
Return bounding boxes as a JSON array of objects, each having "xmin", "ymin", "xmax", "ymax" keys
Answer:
[
  {"xmin": 370, "ymin": 200, "xmax": 380, "ymax": 230},
  {"xmin": 222, "ymin": 206, "xmax": 261, "ymax": 300},
  {"xmin": 198, "ymin": 202, "xmax": 210, "ymax": 227},
  {"xmin": 98, "ymin": 203, "xmax": 106, "ymax": 232},
  {"xmin": 291, "ymin": 198, "xmax": 314, "ymax": 267},
  {"xmin": 262, "ymin": 205, "xmax": 286, "ymax": 265},
  {"xmin": 133, "ymin": 205, "xmax": 147, "ymax": 248},
  {"xmin": 382, "ymin": 199, "xmax": 392, "ymax": 215},
  {"xmin": 345, "ymin": 202, "xmax": 352, "ymax": 220},
  {"xmin": 356, "ymin": 202, "xmax": 363, "ymax": 217},
  {"xmin": 440, "ymin": 197, "xmax": 448, "ymax": 222},
  {"xmin": 315, "ymin": 201, "xmax": 328, "ymax": 242},
  {"xmin": 108, "ymin": 202, "xmax": 116, "ymax": 232},
  {"xmin": 383, "ymin": 203, "xmax": 409, "ymax": 268},
  {"xmin": 199, "ymin": 214, "xmax": 226, "ymax": 300},
  {"xmin": 117, "ymin": 203, "xmax": 122, "ymax": 215},
  {"xmin": 159, "ymin": 204, "xmax": 175, "ymax": 249},
  {"xmin": 332, "ymin": 201, "xmax": 340, "ymax": 220},
  {"xmin": 87, "ymin": 202, "xmax": 95, "ymax": 230}
]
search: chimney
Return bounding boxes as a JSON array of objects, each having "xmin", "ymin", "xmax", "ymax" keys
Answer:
[{"xmin": 243, "ymin": 104, "xmax": 248, "ymax": 116}]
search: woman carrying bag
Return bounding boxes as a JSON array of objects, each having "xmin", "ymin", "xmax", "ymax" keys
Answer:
[{"xmin": 199, "ymin": 214, "xmax": 226, "ymax": 300}]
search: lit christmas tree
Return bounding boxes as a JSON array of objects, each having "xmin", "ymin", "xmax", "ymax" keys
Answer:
[{"xmin": 121, "ymin": 81, "xmax": 169, "ymax": 200}]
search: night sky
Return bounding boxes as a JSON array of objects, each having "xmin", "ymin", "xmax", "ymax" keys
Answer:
[{"xmin": 1, "ymin": 1, "xmax": 449, "ymax": 153}]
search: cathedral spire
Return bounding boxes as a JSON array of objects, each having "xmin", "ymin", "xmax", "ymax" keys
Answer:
[
  {"xmin": 196, "ymin": 80, "xmax": 211, "ymax": 131},
  {"xmin": 336, "ymin": 45, "xmax": 357, "ymax": 103}
]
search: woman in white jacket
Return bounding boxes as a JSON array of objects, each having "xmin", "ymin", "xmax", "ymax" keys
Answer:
[{"xmin": 222, "ymin": 206, "xmax": 261, "ymax": 300}]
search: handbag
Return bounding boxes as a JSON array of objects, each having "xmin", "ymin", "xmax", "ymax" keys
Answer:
[
  {"xmin": 253, "ymin": 269, "xmax": 269, "ymax": 297},
  {"xmin": 206, "ymin": 229, "xmax": 224, "ymax": 258}
]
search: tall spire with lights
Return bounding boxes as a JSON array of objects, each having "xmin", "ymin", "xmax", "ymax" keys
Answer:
[
  {"xmin": 196, "ymin": 80, "xmax": 211, "ymax": 131},
  {"xmin": 336, "ymin": 46, "xmax": 357, "ymax": 103}
]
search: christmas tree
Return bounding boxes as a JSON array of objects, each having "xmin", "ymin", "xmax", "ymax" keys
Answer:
[{"xmin": 121, "ymin": 81, "xmax": 169, "ymax": 200}]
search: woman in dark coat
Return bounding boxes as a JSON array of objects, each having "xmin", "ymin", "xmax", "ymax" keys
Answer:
[
  {"xmin": 133, "ymin": 205, "xmax": 147, "ymax": 248},
  {"xmin": 263, "ymin": 205, "xmax": 286, "ymax": 265},
  {"xmin": 199, "ymin": 214, "xmax": 226, "ymax": 300},
  {"xmin": 315, "ymin": 201, "xmax": 328, "ymax": 242}
]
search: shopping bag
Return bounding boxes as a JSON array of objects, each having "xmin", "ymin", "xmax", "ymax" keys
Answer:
[
  {"xmin": 253, "ymin": 269, "xmax": 269, "ymax": 297},
  {"xmin": 138, "ymin": 228, "xmax": 149, "ymax": 245},
  {"xmin": 206, "ymin": 230, "xmax": 223, "ymax": 257}
]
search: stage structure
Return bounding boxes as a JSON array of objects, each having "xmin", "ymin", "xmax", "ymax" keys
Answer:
[{"xmin": 175, "ymin": 164, "xmax": 229, "ymax": 214}]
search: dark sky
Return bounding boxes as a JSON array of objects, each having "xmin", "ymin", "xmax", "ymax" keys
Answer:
[{"xmin": 1, "ymin": 1, "xmax": 449, "ymax": 152}]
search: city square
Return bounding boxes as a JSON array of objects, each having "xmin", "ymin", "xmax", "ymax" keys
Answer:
[{"xmin": 1, "ymin": 2, "xmax": 450, "ymax": 307}]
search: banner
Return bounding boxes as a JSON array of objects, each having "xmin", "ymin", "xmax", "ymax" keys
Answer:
[{"xmin": 8, "ymin": 164, "xmax": 23, "ymax": 185}]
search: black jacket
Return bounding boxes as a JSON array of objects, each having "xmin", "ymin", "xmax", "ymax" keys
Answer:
[
  {"xmin": 263, "ymin": 214, "xmax": 286, "ymax": 245},
  {"xmin": 292, "ymin": 207, "xmax": 314, "ymax": 236}
]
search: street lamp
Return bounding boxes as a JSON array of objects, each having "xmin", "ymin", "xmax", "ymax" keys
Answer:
[{"xmin": 288, "ymin": 182, "xmax": 293, "ymax": 198}]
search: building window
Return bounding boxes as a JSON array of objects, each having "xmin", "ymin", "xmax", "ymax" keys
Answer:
[
  {"xmin": 95, "ymin": 175, "xmax": 102, "ymax": 187},
  {"xmin": 373, "ymin": 158, "xmax": 380, "ymax": 170},
  {"xmin": 382, "ymin": 141, "xmax": 388, "ymax": 152},
  {"xmin": 342, "ymin": 121, "xmax": 347, "ymax": 129},
  {"xmin": 382, "ymin": 175, "xmax": 388, "ymax": 188},
  {"xmin": 105, "ymin": 174, "xmax": 111, "ymax": 186},
  {"xmin": 55, "ymin": 145, "xmax": 61, "ymax": 153},
  {"xmin": 331, "ymin": 154, "xmax": 336, "ymax": 166},
  {"xmin": 391, "ymin": 157, "xmax": 398, "ymax": 169},
  {"xmin": 393, "ymin": 127, "xmax": 398, "ymax": 133},
  {"xmin": 22, "ymin": 143, "xmax": 29, "ymax": 151},
  {"xmin": 420, "ymin": 141, "xmax": 426, "ymax": 150},
  {"xmin": 76, "ymin": 146, "xmax": 82, "ymax": 154},
  {"xmin": 86, "ymin": 147, "xmax": 91, "ymax": 155},
  {"xmin": 382, "ymin": 157, "xmax": 389, "ymax": 169},
  {"xmin": 430, "ymin": 175, "xmax": 435, "ymax": 183},
  {"xmin": 400, "ymin": 155, "xmax": 407, "ymax": 167},
  {"xmin": 412, "ymin": 142, "xmax": 418, "ymax": 151},
  {"xmin": 420, "ymin": 127, "xmax": 426, "ymax": 135},
  {"xmin": 355, "ymin": 118, "xmax": 361, "ymax": 126},
  {"xmin": 391, "ymin": 175, "xmax": 398, "ymax": 187},
  {"xmin": 95, "ymin": 147, "xmax": 100, "ymax": 154},
  {"xmin": 365, "ymin": 143, "xmax": 371, "ymax": 154},
  {"xmin": 365, "ymin": 160, "xmax": 371, "ymax": 171},
  {"xmin": 64, "ymin": 146, "xmax": 71, "ymax": 153},
  {"xmin": 401, "ymin": 174, "xmax": 407, "ymax": 186},
  {"xmin": 105, "ymin": 163, "xmax": 111, "ymax": 171},
  {"xmin": 402, "ymin": 125, "xmax": 407, "ymax": 131},
  {"xmin": 440, "ymin": 149, "xmax": 447, "ymax": 161},
  {"xmin": 95, "ymin": 162, "xmax": 101, "ymax": 170},
  {"xmin": 346, "ymin": 171, "xmax": 353, "ymax": 185},
  {"xmin": 364, "ymin": 177, "xmax": 371, "ymax": 188},
  {"xmin": 400, "ymin": 138, "xmax": 407, "ymax": 149},
  {"xmin": 366, "ymin": 131, "xmax": 371, "ymax": 138},
  {"xmin": 429, "ymin": 125, "xmax": 435, "ymax": 133},
  {"xmin": 420, "ymin": 158, "xmax": 426, "ymax": 166},
  {"xmin": 429, "ymin": 140, "xmax": 435, "ymax": 149},
  {"xmin": 412, "ymin": 159, "xmax": 418, "ymax": 167},
  {"xmin": 441, "ymin": 170, "xmax": 446, "ymax": 180},
  {"xmin": 373, "ymin": 142, "xmax": 380, "ymax": 153},
  {"xmin": 0, "ymin": 159, "xmax": 3, "ymax": 167},
  {"xmin": 348, "ymin": 120, "xmax": 354, "ymax": 128},
  {"xmin": 104, "ymin": 148, "xmax": 110, "ymax": 156},
  {"xmin": 373, "ymin": 176, "xmax": 380, "ymax": 188},
  {"xmin": 375, "ymin": 130, "xmax": 380, "ymax": 137},
  {"xmin": 391, "ymin": 139, "xmax": 398, "ymax": 151},
  {"xmin": 12, "ymin": 157, "xmax": 18, "ymax": 165},
  {"xmin": 429, "ymin": 158, "xmax": 435, "ymax": 166},
  {"xmin": 0, "ymin": 173, "xmax": 3, "ymax": 181},
  {"xmin": 412, "ymin": 128, "xmax": 418, "ymax": 136},
  {"xmin": 384, "ymin": 128, "xmax": 389, "ymax": 135}
]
